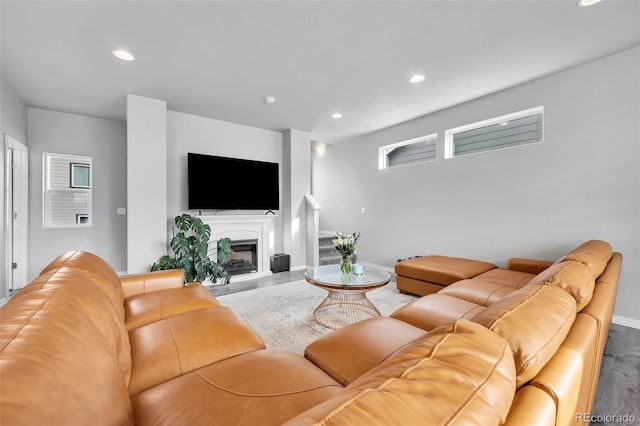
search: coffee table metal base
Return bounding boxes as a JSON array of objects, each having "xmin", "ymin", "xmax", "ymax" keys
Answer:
[{"xmin": 312, "ymin": 288, "xmax": 381, "ymax": 330}]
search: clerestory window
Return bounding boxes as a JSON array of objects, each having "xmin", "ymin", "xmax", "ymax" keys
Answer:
[
  {"xmin": 445, "ymin": 106, "xmax": 543, "ymax": 158},
  {"xmin": 378, "ymin": 133, "xmax": 437, "ymax": 170}
]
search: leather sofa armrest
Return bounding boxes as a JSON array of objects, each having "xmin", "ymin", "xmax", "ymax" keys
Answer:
[
  {"xmin": 304, "ymin": 317, "xmax": 426, "ymax": 386},
  {"xmin": 507, "ymin": 258, "xmax": 554, "ymax": 275},
  {"xmin": 504, "ymin": 386, "xmax": 556, "ymax": 426},
  {"xmin": 120, "ymin": 269, "xmax": 185, "ymax": 298}
]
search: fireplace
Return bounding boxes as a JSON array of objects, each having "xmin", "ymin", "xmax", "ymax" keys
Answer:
[
  {"xmin": 224, "ymin": 239, "xmax": 258, "ymax": 276},
  {"xmin": 201, "ymin": 215, "xmax": 274, "ymax": 283}
]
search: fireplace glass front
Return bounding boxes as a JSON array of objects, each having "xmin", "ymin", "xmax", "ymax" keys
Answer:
[{"xmin": 224, "ymin": 239, "xmax": 258, "ymax": 275}]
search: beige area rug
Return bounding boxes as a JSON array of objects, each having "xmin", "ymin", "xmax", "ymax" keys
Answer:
[{"xmin": 216, "ymin": 280, "xmax": 418, "ymax": 355}]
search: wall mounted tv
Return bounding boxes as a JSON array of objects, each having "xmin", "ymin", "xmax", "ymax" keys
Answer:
[{"xmin": 187, "ymin": 153, "xmax": 280, "ymax": 211}]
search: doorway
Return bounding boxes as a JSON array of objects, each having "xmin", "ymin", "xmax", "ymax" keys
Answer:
[{"xmin": 4, "ymin": 135, "xmax": 28, "ymax": 296}]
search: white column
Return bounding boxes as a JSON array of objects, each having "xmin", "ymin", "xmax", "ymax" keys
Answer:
[
  {"xmin": 282, "ymin": 129, "xmax": 311, "ymax": 270},
  {"xmin": 126, "ymin": 94, "xmax": 167, "ymax": 273}
]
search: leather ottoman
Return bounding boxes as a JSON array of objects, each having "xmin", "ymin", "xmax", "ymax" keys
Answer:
[{"xmin": 395, "ymin": 255, "xmax": 496, "ymax": 296}]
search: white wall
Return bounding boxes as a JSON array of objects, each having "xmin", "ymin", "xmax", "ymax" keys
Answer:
[
  {"xmin": 126, "ymin": 95, "xmax": 167, "ymax": 273},
  {"xmin": 27, "ymin": 107, "xmax": 127, "ymax": 278},
  {"xmin": 313, "ymin": 47, "xmax": 640, "ymax": 323},
  {"xmin": 166, "ymin": 110, "xmax": 284, "ymax": 251},
  {"xmin": 1, "ymin": 80, "xmax": 27, "ymax": 297},
  {"xmin": 1, "ymin": 80, "xmax": 27, "ymax": 144}
]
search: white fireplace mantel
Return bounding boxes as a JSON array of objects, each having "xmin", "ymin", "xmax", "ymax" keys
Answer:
[{"xmin": 199, "ymin": 215, "xmax": 275, "ymax": 283}]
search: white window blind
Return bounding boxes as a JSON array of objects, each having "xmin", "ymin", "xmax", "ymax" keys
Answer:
[
  {"xmin": 46, "ymin": 192, "xmax": 90, "ymax": 226},
  {"xmin": 43, "ymin": 153, "xmax": 92, "ymax": 228},
  {"xmin": 379, "ymin": 134, "xmax": 437, "ymax": 169},
  {"xmin": 445, "ymin": 106, "xmax": 543, "ymax": 158}
]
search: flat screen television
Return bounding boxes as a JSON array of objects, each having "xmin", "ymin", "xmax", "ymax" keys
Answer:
[{"xmin": 187, "ymin": 153, "xmax": 280, "ymax": 211}]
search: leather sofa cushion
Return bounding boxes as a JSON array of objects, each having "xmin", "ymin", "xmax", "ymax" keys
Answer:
[
  {"xmin": 0, "ymin": 288, "xmax": 134, "ymax": 426},
  {"xmin": 285, "ymin": 320, "xmax": 516, "ymax": 426},
  {"xmin": 557, "ymin": 240, "xmax": 612, "ymax": 278},
  {"xmin": 471, "ymin": 285, "xmax": 577, "ymax": 388},
  {"xmin": 20, "ymin": 266, "xmax": 133, "ymax": 386},
  {"xmin": 390, "ymin": 293, "xmax": 485, "ymax": 331},
  {"xmin": 124, "ymin": 283, "xmax": 220, "ymax": 330},
  {"xmin": 39, "ymin": 250, "xmax": 126, "ymax": 320},
  {"xmin": 528, "ymin": 261, "xmax": 595, "ymax": 311},
  {"xmin": 471, "ymin": 268, "xmax": 535, "ymax": 289},
  {"xmin": 582, "ymin": 253, "xmax": 622, "ymax": 329},
  {"xmin": 436, "ymin": 259, "xmax": 594, "ymax": 308},
  {"xmin": 439, "ymin": 279, "xmax": 517, "ymax": 306},
  {"xmin": 131, "ymin": 350, "xmax": 342, "ymax": 426},
  {"xmin": 128, "ymin": 306, "xmax": 266, "ymax": 394},
  {"xmin": 395, "ymin": 255, "xmax": 496, "ymax": 285},
  {"xmin": 304, "ymin": 317, "xmax": 428, "ymax": 386},
  {"xmin": 120, "ymin": 269, "xmax": 185, "ymax": 298}
]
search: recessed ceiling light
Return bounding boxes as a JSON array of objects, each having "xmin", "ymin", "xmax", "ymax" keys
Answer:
[
  {"xmin": 499, "ymin": 121, "xmax": 510, "ymax": 126},
  {"xmin": 409, "ymin": 74, "xmax": 425, "ymax": 84},
  {"xmin": 265, "ymin": 96, "xmax": 276, "ymax": 104},
  {"xmin": 112, "ymin": 49, "xmax": 135, "ymax": 61},
  {"xmin": 331, "ymin": 112, "xmax": 343, "ymax": 119},
  {"xmin": 577, "ymin": 0, "xmax": 602, "ymax": 6}
]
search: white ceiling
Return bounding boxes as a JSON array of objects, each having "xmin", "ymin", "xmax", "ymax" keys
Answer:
[{"xmin": 2, "ymin": 1, "xmax": 639, "ymax": 143}]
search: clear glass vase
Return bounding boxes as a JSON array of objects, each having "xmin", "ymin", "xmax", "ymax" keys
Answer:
[{"xmin": 340, "ymin": 254, "xmax": 353, "ymax": 274}]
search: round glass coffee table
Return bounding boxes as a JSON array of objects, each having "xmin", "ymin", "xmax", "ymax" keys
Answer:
[{"xmin": 304, "ymin": 264, "xmax": 391, "ymax": 330}]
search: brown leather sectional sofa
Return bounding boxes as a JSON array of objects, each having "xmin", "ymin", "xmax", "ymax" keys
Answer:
[
  {"xmin": 390, "ymin": 239, "xmax": 621, "ymax": 425},
  {"xmin": 0, "ymin": 240, "xmax": 620, "ymax": 425}
]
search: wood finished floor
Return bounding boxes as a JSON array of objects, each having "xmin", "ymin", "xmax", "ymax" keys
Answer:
[
  {"xmin": 210, "ymin": 271, "xmax": 640, "ymax": 424},
  {"xmin": 209, "ymin": 269, "xmax": 307, "ymax": 297},
  {"xmin": 591, "ymin": 323, "xmax": 640, "ymax": 425}
]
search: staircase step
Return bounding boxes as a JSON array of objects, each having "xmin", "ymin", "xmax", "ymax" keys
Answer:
[
  {"xmin": 318, "ymin": 254, "xmax": 357, "ymax": 263},
  {"xmin": 319, "ymin": 237, "xmax": 334, "ymax": 247},
  {"xmin": 319, "ymin": 257, "xmax": 359, "ymax": 265},
  {"xmin": 320, "ymin": 246, "xmax": 338, "ymax": 256},
  {"xmin": 318, "ymin": 234, "xmax": 357, "ymax": 266},
  {"xmin": 320, "ymin": 257, "xmax": 341, "ymax": 266}
]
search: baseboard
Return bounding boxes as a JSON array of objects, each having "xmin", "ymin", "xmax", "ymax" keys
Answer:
[
  {"xmin": 612, "ymin": 315, "xmax": 640, "ymax": 330},
  {"xmin": 229, "ymin": 271, "xmax": 272, "ymax": 283},
  {"xmin": 290, "ymin": 265, "xmax": 309, "ymax": 272},
  {"xmin": 360, "ymin": 261, "xmax": 395, "ymax": 274}
]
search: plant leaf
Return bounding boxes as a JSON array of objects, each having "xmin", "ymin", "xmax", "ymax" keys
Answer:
[
  {"xmin": 217, "ymin": 237, "xmax": 232, "ymax": 264},
  {"xmin": 151, "ymin": 213, "xmax": 231, "ymax": 284},
  {"xmin": 175, "ymin": 213, "xmax": 192, "ymax": 232}
]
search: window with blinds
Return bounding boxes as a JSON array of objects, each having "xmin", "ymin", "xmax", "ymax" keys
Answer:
[
  {"xmin": 445, "ymin": 106, "xmax": 543, "ymax": 158},
  {"xmin": 378, "ymin": 133, "xmax": 437, "ymax": 170},
  {"xmin": 43, "ymin": 153, "xmax": 92, "ymax": 228}
]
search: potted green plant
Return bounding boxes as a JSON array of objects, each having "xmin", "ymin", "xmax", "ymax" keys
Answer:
[{"xmin": 151, "ymin": 213, "xmax": 232, "ymax": 284}]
